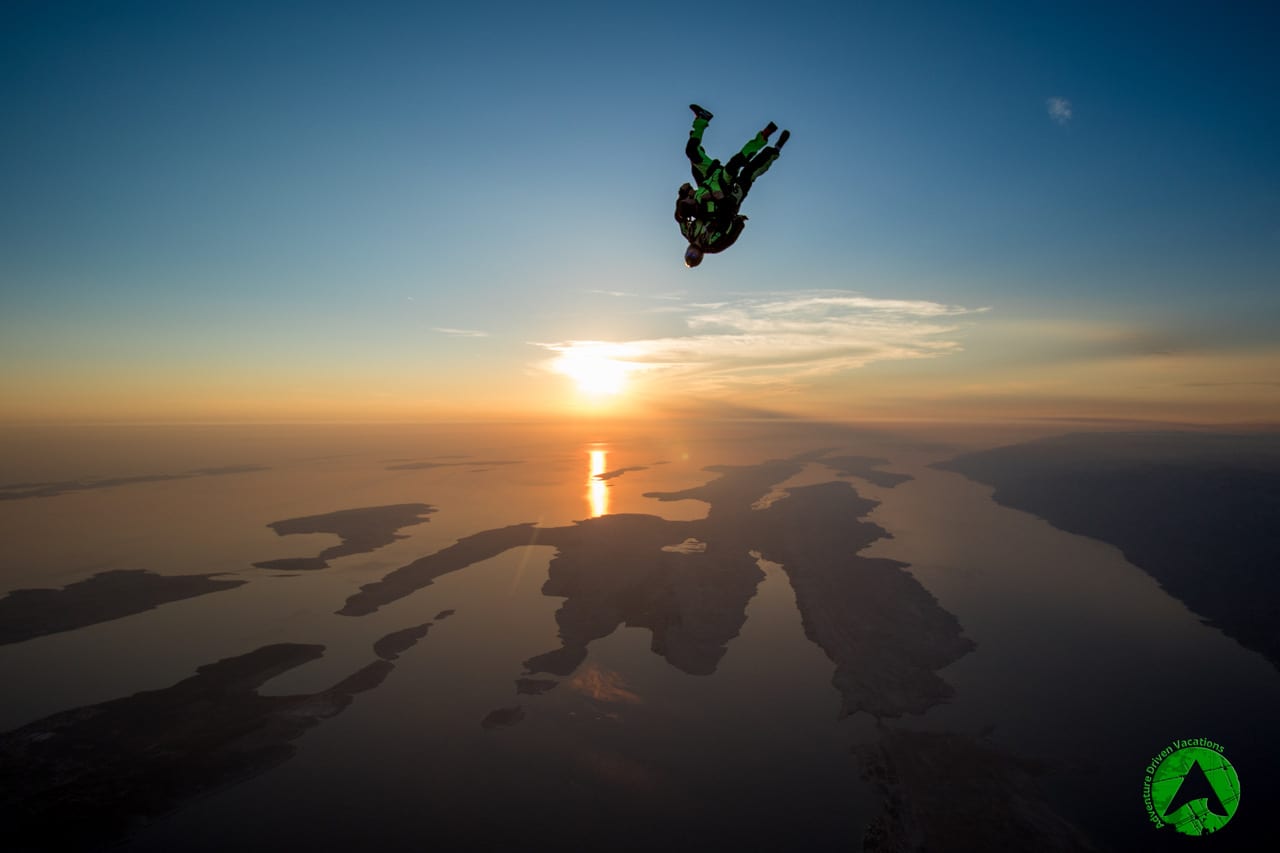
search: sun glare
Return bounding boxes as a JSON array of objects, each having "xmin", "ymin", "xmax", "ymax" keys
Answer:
[{"xmin": 554, "ymin": 348, "xmax": 631, "ymax": 396}]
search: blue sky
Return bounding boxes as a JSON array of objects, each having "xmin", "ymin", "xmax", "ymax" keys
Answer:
[{"xmin": 2, "ymin": 1, "xmax": 1277, "ymax": 421}]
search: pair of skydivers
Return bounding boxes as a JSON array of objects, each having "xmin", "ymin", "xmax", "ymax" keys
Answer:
[{"xmin": 676, "ymin": 103, "xmax": 789, "ymax": 268}]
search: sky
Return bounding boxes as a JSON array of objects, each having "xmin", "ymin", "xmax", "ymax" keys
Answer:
[{"xmin": 1, "ymin": 0, "xmax": 1277, "ymax": 424}]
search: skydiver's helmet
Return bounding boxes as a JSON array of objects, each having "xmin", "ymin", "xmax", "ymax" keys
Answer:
[{"xmin": 684, "ymin": 244, "xmax": 703, "ymax": 268}]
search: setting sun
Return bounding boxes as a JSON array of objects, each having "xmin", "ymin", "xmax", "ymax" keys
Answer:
[{"xmin": 551, "ymin": 346, "xmax": 632, "ymax": 396}]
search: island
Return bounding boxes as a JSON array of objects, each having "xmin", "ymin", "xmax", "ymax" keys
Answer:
[
  {"xmin": 253, "ymin": 503, "xmax": 435, "ymax": 571},
  {"xmin": 0, "ymin": 465, "xmax": 268, "ymax": 501},
  {"xmin": 340, "ymin": 449, "xmax": 969, "ymax": 719},
  {"xmin": 0, "ymin": 569, "xmax": 246, "ymax": 646},
  {"xmin": 0, "ymin": 621, "xmax": 437, "ymax": 850}
]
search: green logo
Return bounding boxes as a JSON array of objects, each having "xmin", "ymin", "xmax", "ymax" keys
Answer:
[{"xmin": 1143, "ymin": 739, "xmax": 1240, "ymax": 836}]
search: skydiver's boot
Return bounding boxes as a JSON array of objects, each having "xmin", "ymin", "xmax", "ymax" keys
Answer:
[
  {"xmin": 761, "ymin": 121, "xmax": 778, "ymax": 140},
  {"xmin": 690, "ymin": 104, "xmax": 714, "ymax": 121},
  {"xmin": 776, "ymin": 129, "xmax": 790, "ymax": 150}
]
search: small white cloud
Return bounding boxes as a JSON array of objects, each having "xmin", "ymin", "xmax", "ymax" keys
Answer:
[
  {"xmin": 1047, "ymin": 97, "xmax": 1073, "ymax": 126},
  {"xmin": 432, "ymin": 327, "xmax": 489, "ymax": 338}
]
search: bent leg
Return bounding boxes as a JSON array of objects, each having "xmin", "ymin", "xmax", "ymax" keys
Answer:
[
  {"xmin": 735, "ymin": 146, "xmax": 780, "ymax": 196},
  {"xmin": 724, "ymin": 129, "xmax": 770, "ymax": 180},
  {"xmin": 746, "ymin": 146, "xmax": 779, "ymax": 182},
  {"xmin": 686, "ymin": 115, "xmax": 715, "ymax": 183}
]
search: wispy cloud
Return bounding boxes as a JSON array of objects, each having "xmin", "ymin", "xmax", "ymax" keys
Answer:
[
  {"xmin": 1046, "ymin": 96, "xmax": 1073, "ymax": 126},
  {"xmin": 585, "ymin": 289, "xmax": 687, "ymax": 302},
  {"xmin": 431, "ymin": 327, "xmax": 489, "ymax": 338},
  {"xmin": 534, "ymin": 291, "xmax": 986, "ymax": 394}
]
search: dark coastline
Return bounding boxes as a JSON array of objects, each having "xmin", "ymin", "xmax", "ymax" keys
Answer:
[{"xmin": 936, "ymin": 431, "xmax": 1280, "ymax": 670}]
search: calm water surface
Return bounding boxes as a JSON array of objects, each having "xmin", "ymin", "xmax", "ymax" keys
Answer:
[{"xmin": 1, "ymin": 423, "xmax": 1275, "ymax": 850}]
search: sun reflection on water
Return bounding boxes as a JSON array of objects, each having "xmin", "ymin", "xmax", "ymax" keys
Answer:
[{"xmin": 588, "ymin": 448, "xmax": 608, "ymax": 517}]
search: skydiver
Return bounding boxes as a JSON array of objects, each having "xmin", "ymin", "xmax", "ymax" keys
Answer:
[{"xmin": 676, "ymin": 103, "xmax": 789, "ymax": 268}]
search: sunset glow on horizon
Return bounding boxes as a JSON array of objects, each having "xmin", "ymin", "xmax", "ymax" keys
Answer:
[
  {"xmin": 549, "ymin": 345, "xmax": 635, "ymax": 398},
  {"xmin": 1, "ymin": 4, "xmax": 1277, "ymax": 427}
]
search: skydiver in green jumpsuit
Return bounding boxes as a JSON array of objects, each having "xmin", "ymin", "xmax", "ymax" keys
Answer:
[{"xmin": 676, "ymin": 103, "xmax": 790, "ymax": 268}]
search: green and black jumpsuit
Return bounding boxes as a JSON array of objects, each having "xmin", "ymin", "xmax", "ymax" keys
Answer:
[{"xmin": 675, "ymin": 112, "xmax": 782, "ymax": 253}]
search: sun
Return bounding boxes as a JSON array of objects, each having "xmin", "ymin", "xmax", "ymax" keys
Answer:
[{"xmin": 556, "ymin": 348, "xmax": 630, "ymax": 395}]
